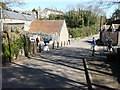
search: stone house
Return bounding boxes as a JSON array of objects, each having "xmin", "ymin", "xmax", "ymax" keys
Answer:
[
  {"xmin": 28, "ymin": 20, "xmax": 68, "ymax": 46},
  {"xmin": 1, "ymin": 9, "xmax": 36, "ymax": 32},
  {"xmin": 101, "ymin": 19, "xmax": 120, "ymax": 46}
]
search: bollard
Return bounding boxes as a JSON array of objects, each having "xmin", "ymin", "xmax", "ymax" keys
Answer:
[
  {"xmin": 64, "ymin": 41, "xmax": 65, "ymax": 46},
  {"xmin": 57, "ymin": 42, "xmax": 59, "ymax": 48},
  {"xmin": 52, "ymin": 42, "xmax": 54, "ymax": 49},
  {"xmin": 39, "ymin": 44, "xmax": 41, "ymax": 53},
  {"xmin": 61, "ymin": 41, "xmax": 62, "ymax": 47},
  {"xmin": 33, "ymin": 43, "xmax": 35, "ymax": 54},
  {"xmin": 68, "ymin": 40, "xmax": 70, "ymax": 45},
  {"xmin": 92, "ymin": 46, "xmax": 95, "ymax": 56},
  {"xmin": 67, "ymin": 41, "xmax": 68, "ymax": 45},
  {"xmin": 34, "ymin": 43, "xmax": 37, "ymax": 55}
]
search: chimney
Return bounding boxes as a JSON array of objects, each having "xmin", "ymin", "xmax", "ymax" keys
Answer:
[{"xmin": 38, "ymin": 6, "xmax": 41, "ymax": 19}]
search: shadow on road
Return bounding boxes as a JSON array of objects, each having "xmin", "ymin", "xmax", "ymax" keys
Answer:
[
  {"xmin": 2, "ymin": 47, "xmax": 89, "ymax": 89},
  {"xmin": 87, "ymin": 51, "xmax": 120, "ymax": 89},
  {"xmin": 2, "ymin": 45, "xmax": 120, "ymax": 89}
]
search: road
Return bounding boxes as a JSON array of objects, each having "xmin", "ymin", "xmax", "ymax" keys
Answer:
[{"xmin": 2, "ymin": 35, "xmax": 99, "ymax": 89}]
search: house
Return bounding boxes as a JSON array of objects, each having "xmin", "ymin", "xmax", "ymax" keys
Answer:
[
  {"xmin": 37, "ymin": 7, "xmax": 63, "ymax": 19},
  {"xmin": 101, "ymin": 19, "xmax": 120, "ymax": 46},
  {"xmin": 1, "ymin": 9, "xmax": 36, "ymax": 32},
  {"xmin": 28, "ymin": 20, "xmax": 68, "ymax": 45}
]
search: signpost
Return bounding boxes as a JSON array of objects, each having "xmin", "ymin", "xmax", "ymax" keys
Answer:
[{"xmin": 0, "ymin": 6, "xmax": 3, "ymax": 31}]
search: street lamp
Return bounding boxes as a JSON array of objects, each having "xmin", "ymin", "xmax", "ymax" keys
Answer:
[{"xmin": 0, "ymin": 6, "xmax": 3, "ymax": 32}]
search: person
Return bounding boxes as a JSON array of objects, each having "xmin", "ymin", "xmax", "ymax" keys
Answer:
[
  {"xmin": 92, "ymin": 37, "xmax": 95, "ymax": 56},
  {"xmin": 36, "ymin": 37, "xmax": 39, "ymax": 46},
  {"xmin": 108, "ymin": 39, "xmax": 114, "ymax": 52},
  {"xmin": 42, "ymin": 35, "xmax": 49, "ymax": 51},
  {"xmin": 50, "ymin": 35, "xmax": 52, "ymax": 41},
  {"xmin": 68, "ymin": 39, "xmax": 71, "ymax": 45},
  {"xmin": 43, "ymin": 35, "xmax": 47, "ymax": 46}
]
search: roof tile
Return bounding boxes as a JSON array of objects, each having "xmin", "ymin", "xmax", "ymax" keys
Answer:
[{"xmin": 29, "ymin": 20, "xmax": 64, "ymax": 34}]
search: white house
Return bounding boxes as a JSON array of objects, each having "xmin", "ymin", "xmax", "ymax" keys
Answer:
[{"xmin": 38, "ymin": 7, "xmax": 63, "ymax": 19}]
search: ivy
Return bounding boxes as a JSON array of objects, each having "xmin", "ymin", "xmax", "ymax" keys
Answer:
[
  {"xmin": 2, "ymin": 43, "xmax": 10, "ymax": 64},
  {"xmin": 2, "ymin": 34, "xmax": 31, "ymax": 64}
]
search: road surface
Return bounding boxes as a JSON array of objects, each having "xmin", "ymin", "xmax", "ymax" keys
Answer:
[{"xmin": 2, "ymin": 35, "xmax": 99, "ymax": 89}]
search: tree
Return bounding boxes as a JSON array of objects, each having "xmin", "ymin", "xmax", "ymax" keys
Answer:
[
  {"xmin": 0, "ymin": 2, "xmax": 7, "ymax": 9},
  {"xmin": 1, "ymin": 0, "xmax": 25, "ymax": 8},
  {"xmin": 32, "ymin": 8, "xmax": 37, "ymax": 12},
  {"xmin": 92, "ymin": 0, "xmax": 120, "ymax": 9}
]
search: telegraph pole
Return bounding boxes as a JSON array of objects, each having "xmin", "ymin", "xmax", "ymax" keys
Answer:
[
  {"xmin": 100, "ymin": 16, "xmax": 102, "ymax": 41},
  {"xmin": 0, "ymin": 6, "xmax": 3, "ymax": 32}
]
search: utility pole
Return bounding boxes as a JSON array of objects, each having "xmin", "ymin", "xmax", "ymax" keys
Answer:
[
  {"xmin": 100, "ymin": 16, "xmax": 102, "ymax": 41},
  {"xmin": 0, "ymin": 6, "xmax": 3, "ymax": 32}
]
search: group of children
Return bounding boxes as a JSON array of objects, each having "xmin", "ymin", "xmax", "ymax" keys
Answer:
[{"xmin": 92, "ymin": 36, "xmax": 114, "ymax": 56}]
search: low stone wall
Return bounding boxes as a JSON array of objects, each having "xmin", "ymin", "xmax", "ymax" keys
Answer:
[{"xmin": 2, "ymin": 32, "xmax": 37, "ymax": 64}]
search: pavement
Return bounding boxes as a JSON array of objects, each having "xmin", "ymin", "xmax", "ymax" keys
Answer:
[{"xmin": 2, "ymin": 34, "xmax": 120, "ymax": 89}]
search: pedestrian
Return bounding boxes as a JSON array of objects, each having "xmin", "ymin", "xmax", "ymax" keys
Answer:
[
  {"xmin": 36, "ymin": 37, "xmax": 39, "ymax": 46},
  {"xmin": 108, "ymin": 39, "xmax": 114, "ymax": 52},
  {"xmin": 43, "ymin": 35, "xmax": 47, "ymax": 46},
  {"xmin": 92, "ymin": 37, "xmax": 95, "ymax": 56},
  {"xmin": 68, "ymin": 39, "xmax": 71, "ymax": 45}
]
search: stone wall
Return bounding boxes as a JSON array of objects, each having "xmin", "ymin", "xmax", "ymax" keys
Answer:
[
  {"xmin": 3, "ymin": 19, "xmax": 32, "ymax": 31},
  {"xmin": 5, "ymin": 23, "xmax": 24, "ymax": 33},
  {"xmin": 2, "ymin": 32, "xmax": 36, "ymax": 64},
  {"xmin": 59, "ymin": 20, "xmax": 68, "ymax": 46}
]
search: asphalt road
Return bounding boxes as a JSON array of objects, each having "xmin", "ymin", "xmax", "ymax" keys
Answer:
[{"xmin": 2, "ymin": 35, "xmax": 99, "ymax": 89}]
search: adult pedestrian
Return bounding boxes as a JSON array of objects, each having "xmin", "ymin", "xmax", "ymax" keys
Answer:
[
  {"xmin": 36, "ymin": 37, "xmax": 39, "ymax": 46},
  {"xmin": 92, "ymin": 37, "xmax": 95, "ymax": 56}
]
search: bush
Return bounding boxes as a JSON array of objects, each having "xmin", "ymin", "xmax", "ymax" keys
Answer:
[
  {"xmin": 69, "ymin": 25, "xmax": 99, "ymax": 39},
  {"xmin": 15, "ymin": 29, "xmax": 20, "ymax": 34},
  {"xmin": 2, "ymin": 32, "xmax": 31, "ymax": 64},
  {"xmin": 2, "ymin": 43, "xmax": 10, "ymax": 64}
]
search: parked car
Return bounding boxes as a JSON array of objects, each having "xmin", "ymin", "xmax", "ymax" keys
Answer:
[{"xmin": 30, "ymin": 37, "xmax": 35, "ymax": 42}]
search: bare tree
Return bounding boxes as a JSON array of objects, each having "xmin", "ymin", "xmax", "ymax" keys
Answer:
[
  {"xmin": 1, "ymin": 0, "xmax": 25, "ymax": 8},
  {"xmin": 92, "ymin": 0, "xmax": 120, "ymax": 9}
]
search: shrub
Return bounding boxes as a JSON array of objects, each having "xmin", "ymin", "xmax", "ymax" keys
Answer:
[
  {"xmin": 2, "ymin": 43, "xmax": 10, "ymax": 64},
  {"xmin": 15, "ymin": 29, "xmax": 20, "ymax": 34},
  {"xmin": 69, "ymin": 25, "xmax": 99, "ymax": 39},
  {"xmin": 2, "ymin": 33, "xmax": 31, "ymax": 64}
]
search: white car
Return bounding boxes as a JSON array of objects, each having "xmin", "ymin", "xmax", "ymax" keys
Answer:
[{"xmin": 30, "ymin": 37, "xmax": 35, "ymax": 43}]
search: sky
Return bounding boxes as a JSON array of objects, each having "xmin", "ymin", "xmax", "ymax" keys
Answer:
[{"xmin": 4, "ymin": 0, "xmax": 120, "ymax": 19}]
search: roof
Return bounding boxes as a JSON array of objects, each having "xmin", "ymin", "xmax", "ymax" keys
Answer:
[
  {"xmin": 107, "ymin": 19, "xmax": 120, "ymax": 25},
  {"xmin": 101, "ymin": 25, "xmax": 110, "ymax": 30},
  {"xmin": 43, "ymin": 8, "xmax": 63, "ymax": 14},
  {"xmin": 3, "ymin": 10, "xmax": 36, "ymax": 21},
  {"xmin": 107, "ymin": 24, "xmax": 120, "ymax": 31},
  {"xmin": 29, "ymin": 20, "xmax": 64, "ymax": 34}
]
